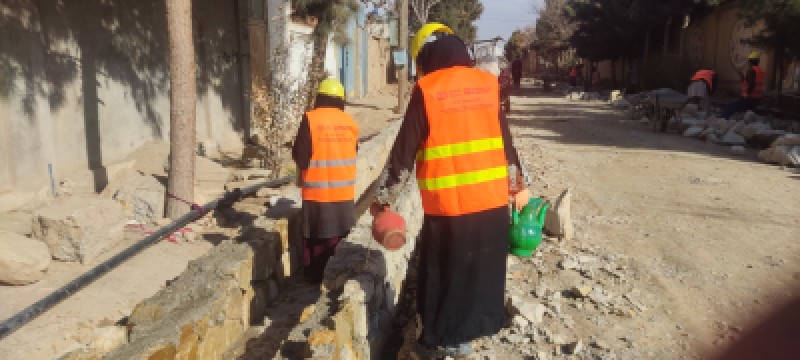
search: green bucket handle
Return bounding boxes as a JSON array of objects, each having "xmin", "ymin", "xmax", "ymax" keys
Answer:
[{"xmin": 512, "ymin": 197, "xmax": 548, "ymax": 226}]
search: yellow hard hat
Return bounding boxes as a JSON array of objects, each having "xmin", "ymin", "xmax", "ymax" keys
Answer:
[
  {"xmin": 317, "ymin": 78, "xmax": 345, "ymax": 99},
  {"xmin": 748, "ymin": 51, "xmax": 760, "ymax": 60},
  {"xmin": 410, "ymin": 22, "xmax": 454, "ymax": 61}
]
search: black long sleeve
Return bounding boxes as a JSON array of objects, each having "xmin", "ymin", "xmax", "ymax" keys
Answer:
[
  {"xmin": 292, "ymin": 115, "xmax": 311, "ymax": 171},
  {"xmin": 384, "ymin": 86, "xmax": 428, "ymax": 188}
]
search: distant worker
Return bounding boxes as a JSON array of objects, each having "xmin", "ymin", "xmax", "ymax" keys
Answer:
[
  {"xmin": 292, "ymin": 78, "xmax": 359, "ymax": 283},
  {"xmin": 569, "ymin": 65, "xmax": 578, "ymax": 87},
  {"xmin": 511, "ymin": 56, "xmax": 523, "ymax": 89},
  {"xmin": 687, "ymin": 68, "xmax": 718, "ymax": 117},
  {"xmin": 374, "ymin": 22, "xmax": 529, "ymax": 357},
  {"xmin": 590, "ymin": 63, "xmax": 600, "ymax": 90},
  {"xmin": 719, "ymin": 52, "xmax": 765, "ymax": 119}
]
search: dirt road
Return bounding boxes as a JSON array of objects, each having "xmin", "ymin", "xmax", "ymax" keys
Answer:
[{"xmin": 479, "ymin": 81, "xmax": 800, "ymax": 359}]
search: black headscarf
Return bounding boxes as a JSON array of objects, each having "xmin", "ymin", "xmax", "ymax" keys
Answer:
[
  {"xmin": 416, "ymin": 34, "xmax": 473, "ymax": 75},
  {"xmin": 314, "ymin": 93, "xmax": 345, "ymax": 110}
]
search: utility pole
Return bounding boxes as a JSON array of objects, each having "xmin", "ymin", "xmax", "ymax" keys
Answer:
[
  {"xmin": 396, "ymin": 0, "xmax": 409, "ymax": 114},
  {"xmin": 165, "ymin": 0, "xmax": 196, "ymax": 218}
]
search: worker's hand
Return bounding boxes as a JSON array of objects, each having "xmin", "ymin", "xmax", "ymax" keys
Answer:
[
  {"xmin": 370, "ymin": 201, "xmax": 388, "ymax": 216},
  {"xmin": 514, "ymin": 188, "xmax": 531, "ymax": 212}
]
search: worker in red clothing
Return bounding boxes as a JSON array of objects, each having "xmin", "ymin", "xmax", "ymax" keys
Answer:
[
  {"xmin": 291, "ymin": 78, "xmax": 359, "ymax": 283},
  {"xmin": 569, "ymin": 65, "xmax": 578, "ymax": 87},
  {"xmin": 374, "ymin": 22, "xmax": 530, "ymax": 358},
  {"xmin": 687, "ymin": 68, "xmax": 718, "ymax": 117},
  {"xmin": 720, "ymin": 52, "xmax": 765, "ymax": 119}
]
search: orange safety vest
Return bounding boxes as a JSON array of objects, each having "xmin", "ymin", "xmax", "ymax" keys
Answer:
[
  {"xmin": 415, "ymin": 66, "xmax": 509, "ymax": 216},
  {"xmin": 742, "ymin": 65, "xmax": 765, "ymax": 98},
  {"xmin": 301, "ymin": 108, "xmax": 359, "ymax": 202},
  {"xmin": 691, "ymin": 69, "xmax": 715, "ymax": 92}
]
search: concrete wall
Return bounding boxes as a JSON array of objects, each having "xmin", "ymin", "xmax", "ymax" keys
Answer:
[
  {"xmin": 0, "ymin": 0, "xmax": 246, "ymax": 194},
  {"xmin": 366, "ymin": 35, "xmax": 391, "ymax": 96}
]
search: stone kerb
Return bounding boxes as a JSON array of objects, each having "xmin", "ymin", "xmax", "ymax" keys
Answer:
[
  {"xmin": 310, "ymin": 177, "xmax": 423, "ymax": 359},
  {"xmin": 90, "ymin": 120, "xmax": 402, "ymax": 359}
]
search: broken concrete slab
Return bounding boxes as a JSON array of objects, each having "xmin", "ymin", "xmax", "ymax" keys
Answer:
[
  {"xmin": 758, "ymin": 146, "xmax": 800, "ymax": 166},
  {"xmin": 507, "ymin": 295, "xmax": 547, "ymax": 324},
  {"xmin": 772, "ymin": 134, "xmax": 800, "ymax": 147},
  {"xmin": 722, "ymin": 130, "xmax": 746, "ymax": 145},
  {"xmin": 740, "ymin": 122, "xmax": 771, "ymax": 139},
  {"xmin": 0, "ymin": 230, "xmax": 51, "ymax": 285},
  {"xmin": 683, "ymin": 126, "xmax": 704, "ymax": 138},
  {"xmin": 0, "ymin": 211, "xmax": 34, "ymax": 236},
  {"xmin": 544, "ymin": 189, "xmax": 573, "ymax": 241},
  {"xmin": 106, "ymin": 172, "xmax": 165, "ymax": 224},
  {"xmin": 32, "ymin": 197, "xmax": 126, "ymax": 263}
]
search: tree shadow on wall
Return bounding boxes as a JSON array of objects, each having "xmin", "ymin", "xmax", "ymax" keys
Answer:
[{"xmin": 0, "ymin": 0, "xmax": 246, "ymax": 191}]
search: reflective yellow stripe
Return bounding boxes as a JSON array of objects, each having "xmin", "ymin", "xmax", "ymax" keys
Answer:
[
  {"xmin": 416, "ymin": 137, "xmax": 504, "ymax": 161},
  {"xmin": 418, "ymin": 165, "xmax": 508, "ymax": 191}
]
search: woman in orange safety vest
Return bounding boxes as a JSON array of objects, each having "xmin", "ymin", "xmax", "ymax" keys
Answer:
[
  {"xmin": 292, "ymin": 78, "xmax": 359, "ymax": 283},
  {"xmin": 375, "ymin": 23, "xmax": 529, "ymax": 357}
]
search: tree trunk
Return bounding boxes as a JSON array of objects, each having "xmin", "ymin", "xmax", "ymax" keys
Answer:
[
  {"xmin": 306, "ymin": 35, "xmax": 329, "ymax": 111},
  {"xmin": 396, "ymin": 0, "xmax": 409, "ymax": 114},
  {"xmin": 166, "ymin": 0, "xmax": 196, "ymax": 219}
]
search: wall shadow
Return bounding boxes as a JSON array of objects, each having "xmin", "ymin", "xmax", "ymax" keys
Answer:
[{"xmin": 0, "ymin": 0, "xmax": 246, "ymax": 191}]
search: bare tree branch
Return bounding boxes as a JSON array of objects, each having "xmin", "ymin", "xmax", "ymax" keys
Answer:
[{"xmin": 410, "ymin": 0, "xmax": 442, "ymax": 26}]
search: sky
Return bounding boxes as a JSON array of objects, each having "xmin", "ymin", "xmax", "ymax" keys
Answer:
[{"xmin": 475, "ymin": 0, "xmax": 540, "ymax": 41}]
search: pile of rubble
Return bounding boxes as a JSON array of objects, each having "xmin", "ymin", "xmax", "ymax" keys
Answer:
[
  {"xmin": 467, "ymin": 236, "xmax": 648, "ymax": 360},
  {"xmin": 673, "ymin": 111, "xmax": 800, "ymax": 166}
]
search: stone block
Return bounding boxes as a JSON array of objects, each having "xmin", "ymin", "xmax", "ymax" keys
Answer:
[
  {"xmin": 772, "ymin": 134, "xmax": 800, "ymax": 147},
  {"xmin": 506, "ymin": 295, "xmax": 546, "ymax": 324},
  {"xmin": 0, "ymin": 231, "xmax": 50, "ymax": 285},
  {"xmin": 88, "ymin": 326, "xmax": 128, "ymax": 354},
  {"xmin": 109, "ymin": 242, "xmax": 257, "ymax": 359},
  {"xmin": 683, "ymin": 126, "xmax": 704, "ymax": 138},
  {"xmin": 107, "ymin": 172, "xmax": 165, "ymax": 224},
  {"xmin": 0, "ymin": 211, "xmax": 33, "ymax": 236},
  {"xmin": 544, "ymin": 189, "xmax": 573, "ymax": 241},
  {"xmin": 740, "ymin": 122, "xmax": 771, "ymax": 139},
  {"xmin": 722, "ymin": 129, "xmax": 746, "ymax": 145},
  {"xmin": 32, "ymin": 197, "xmax": 126, "ymax": 263}
]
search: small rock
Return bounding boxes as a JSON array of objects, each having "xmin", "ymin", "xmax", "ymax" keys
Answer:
[
  {"xmin": 89, "ymin": 326, "xmax": 128, "ymax": 354},
  {"xmin": 507, "ymin": 296, "xmax": 547, "ymax": 324},
  {"xmin": 565, "ymin": 340, "xmax": 584, "ymax": 354},
  {"xmin": 511, "ymin": 314, "xmax": 530, "ymax": 329},
  {"xmin": 535, "ymin": 350, "xmax": 550, "ymax": 360},
  {"xmin": 569, "ymin": 285, "xmax": 592, "ymax": 298},
  {"xmin": 548, "ymin": 302, "xmax": 562, "ymax": 315},
  {"xmin": 0, "ymin": 231, "xmax": 50, "ymax": 285},
  {"xmin": 550, "ymin": 334, "xmax": 566, "ymax": 345},
  {"xmin": 592, "ymin": 340, "xmax": 610, "ymax": 350},
  {"xmin": 559, "ymin": 257, "xmax": 579, "ymax": 270},
  {"xmin": 589, "ymin": 287, "xmax": 610, "ymax": 305},
  {"xmin": 504, "ymin": 334, "xmax": 527, "ymax": 344},
  {"xmin": 730, "ymin": 145, "xmax": 746, "ymax": 154}
]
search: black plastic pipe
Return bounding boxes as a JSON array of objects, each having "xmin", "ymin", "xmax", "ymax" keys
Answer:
[{"xmin": 0, "ymin": 175, "xmax": 293, "ymax": 340}]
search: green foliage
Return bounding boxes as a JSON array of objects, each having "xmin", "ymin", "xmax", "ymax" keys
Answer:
[
  {"xmin": 737, "ymin": 0, "xmax": 800, "ymax": 58},
  {"xmin": 505, "ymin": 27, "xmax": 535, "ymax": 61},
  {"xmin": 427, "ymin": 0, "xmax": 484, "ymax": 43},
  {"xmin": 566, "ymin": 0, "xmax": 714, "ymax": 61}
]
